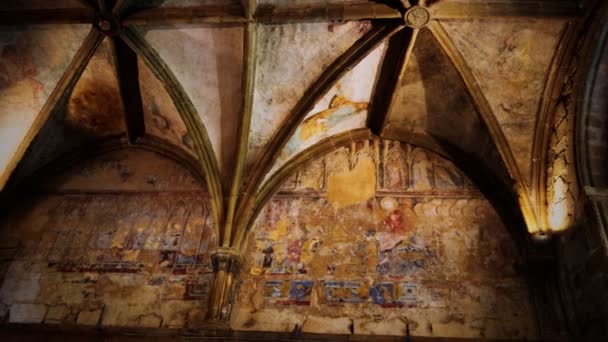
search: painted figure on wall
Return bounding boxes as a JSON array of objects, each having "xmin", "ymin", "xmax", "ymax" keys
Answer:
[
  {"xmin": 283, "ymin": 95, "xmax": 368, "ymax": 159},
  {"xmin": 411, "ymin": 150, "xmax": 434, "ymax": 191},
  {"xmin": 290, "ymin": 281, "xmax": 314, "ymax": 302},
  {"xmin": 376, "ymin": 198, "xmax": 417, "ymax": 252},
  {"xmin": 370, "ymin": 282, "xmax": 394, "ymax": 305},
  {"xmin": 384, "ymin": 148, "xmax": 408, "ymax": 190}
]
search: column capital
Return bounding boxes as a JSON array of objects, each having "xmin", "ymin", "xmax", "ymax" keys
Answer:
[{"xmin": 211, "ymin": 247, "xmax": 242, "ymax": 275}]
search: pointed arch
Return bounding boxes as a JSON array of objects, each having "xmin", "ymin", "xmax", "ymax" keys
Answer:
[{"xmin": 120, "ymin": 27, "xmax": 224, "ymax": 238}]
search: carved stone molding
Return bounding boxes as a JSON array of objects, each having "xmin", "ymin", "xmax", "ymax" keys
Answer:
[{"xmin": 211, "ymin": 247, "xmax": 243, "ymax": 276}]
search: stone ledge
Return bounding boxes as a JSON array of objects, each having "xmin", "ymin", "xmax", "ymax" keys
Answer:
[{"xmin": 0, "ymin": 323, "xmax": 569, "ymax": 342}]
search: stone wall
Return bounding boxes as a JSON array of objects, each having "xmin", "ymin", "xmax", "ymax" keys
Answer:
[
  {"xmin": 232, "ymin": 140, "xmax": 537, "ymax": 339},
  {"xmin": 558, "ymin": 8, "xmax": 608, "ymax": 340},
  {"xmin": 0, "ymin": 148, "xmax": 216, "ymax": 329}
]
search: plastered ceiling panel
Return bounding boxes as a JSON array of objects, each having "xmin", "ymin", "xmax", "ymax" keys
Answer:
[
  {"xmin": 267, "ymin": 42, "xmax": 386, "ymax": 180},
  {"xmin": 67, "ymin": 37, "xmax": 126, "ymax": 137},
  {"xmin": 0, "ymin": 24, "xmax": 90, "ymax": 189},
  {"xmin": 141, "ymin": 24, "xmax": 244, "ymax": 176},
  {"xmin": 441, "ymin": 18, "xmax": 566, "ymax": 184},
  {"xmin": 249, "ymin": 21, "xmax": 371, "ymax": 171},
  {"xmin": 138, "ymin": 57, "xmax": 197, "ymax": 159}
]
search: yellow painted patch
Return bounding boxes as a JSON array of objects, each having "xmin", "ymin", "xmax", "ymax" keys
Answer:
[
  {"xmin": 250, "ymin": 267, "xmax": 263, "ymax": 276},
  {"xmin": 268, "ymin": 217, "xmax": 289, "ymax": 241},
  {"xmin": 326, "ymin": 155, "xmax": 376, "ymax": 210},
  {"xmin": 300, "ymin": 112, "xmax": 330, "ymax": 141}
]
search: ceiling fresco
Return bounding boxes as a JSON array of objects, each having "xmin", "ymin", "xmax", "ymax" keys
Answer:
[
  {"xmin": 140, "ymin": 24, "xmax": 243, "ymax": 176},
  {"xmin": 268, "ymin": 42, "xmax": 387, "ymax": 178},
  {"xmin": 5, "ymin": 36, "xmax": 128, "ymax": 188},
  {"xmin": 138, "ymin": 57, "xmax": 197, "ymax": 158},
  {"xmin": 248, "ymin": 21, "xmax": 371, "ymax": 171},
  {"xmin": 0, "ymin": 24, "xmax": 89, "ymax": 188},
  {"xmin": 441, "ymin": 18, "xmax": 566, "ymax": 184},
  {"xmin": 67, "ymin": 37, "xmax": 126, "ymax": 137},
  {"xmin": 0, "ymin": 0, "xmax": 593, "ymax": 246}
]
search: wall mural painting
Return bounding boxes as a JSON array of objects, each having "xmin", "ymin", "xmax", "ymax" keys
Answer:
[
  {"xmin": 234, "ymin": 139, "xmax": 535, "ymax": 338},
  {"xmin": 0, "ymin": 150, "xmax": 216, "ymax": 328}
]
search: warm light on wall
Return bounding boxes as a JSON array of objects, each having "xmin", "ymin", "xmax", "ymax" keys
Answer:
[{"xmin": 548, "ymin": 177, "xmax": 570, "ymax": 232}]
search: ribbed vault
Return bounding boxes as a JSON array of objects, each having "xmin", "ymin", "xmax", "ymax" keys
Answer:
[{"xmin": 0, "ymin": 0, "xmax": 598, "ymax": 247}]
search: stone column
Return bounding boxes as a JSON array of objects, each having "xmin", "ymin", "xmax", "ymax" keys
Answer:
[{"xmin": 204, "ymin": 247, "xmax": 242, "ymax": 329}]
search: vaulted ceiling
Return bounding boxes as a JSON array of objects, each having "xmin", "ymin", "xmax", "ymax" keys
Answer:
[{"xmin": 0, "ymin": 0, "xmax": 599, "ymax": 247}]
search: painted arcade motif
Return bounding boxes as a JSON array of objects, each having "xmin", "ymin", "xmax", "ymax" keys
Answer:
[
  {"xmin": 234, "ymin": 139, "xmax": 535, "ymax": 339},
  {"xmin": 0, "ymin": 149, "xmax": 216, "ymax": 328}
]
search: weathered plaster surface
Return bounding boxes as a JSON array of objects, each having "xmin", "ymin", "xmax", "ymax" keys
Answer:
[
  {"xmin": 141, "ymin": 24, "xmax": 243, "ymax": 177},
  {"xmin": 139, "ymin": 57, "xmax": 196, "ymax": 158},
  {"xmin": 0, "ymin": 149, "xmax": 215, "ymax": 328},
  {"xmin": 441, "ymin": 19, "xmax": 565, "ymax": 184},
  {"xmin": 234, "ymin": 139, "xmax": 535, "ymax": 339},
  {"xmin": 0, "ymin": 25, "xmax": 89, "ymax": 188},
  {"xmin": 248, "ymin": 22, "xmax": 370, "ymax": 171},
  {"xmin": 42, "ymin": 149, "xmax": 203, "ymax": 192},
  {"xmin": 546, "ymin": 50, "xmax": 578, "ymax": 232},
  {"xmin": 67, "ymin": 37, "xmax": 125, "ymax": 137}
]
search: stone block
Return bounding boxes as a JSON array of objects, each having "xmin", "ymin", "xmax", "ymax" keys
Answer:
[
  {"xmin": 77, "ymin": 308, "xmax": 103, "ymax": 326},
  {"xmin": 139, "ymin": 313, "xmax": 163, "ymax": 328},
  {"xmin": 45, "ymin": 304, "xmax": 70, "ymax": 323},
  {"xmin": 9, "ymin": 303, "xmax": 47, "ymax": 323}
]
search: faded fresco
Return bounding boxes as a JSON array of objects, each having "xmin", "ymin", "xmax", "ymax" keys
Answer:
[
  {"xmin": 274, "ymin": 42, "xmax": 385, "ymax": 173},
  {"xmin": 248, "ymin": 21, "xmax": 371, "ymax": 172},
  {"xmin": 442, "ymin": 19, "xmax": 565, "ymax": 184},
  {"xmin": 233, "ymin": 139, "xmax": 536, "ymax": 339},
  {"xmin": 0, "ymin": 148, "xmax": 216, "ymax": 328},
  {"xmin": 0, "ymin": 25, "xmax": 89, "ymax": 188},
  {"xmin": 67, "ymin": 37, "xmax": 125, "ymax": 137},
  {"xmin": 138, "ymin": 57, "xmax": 197, "ymax": 158}
]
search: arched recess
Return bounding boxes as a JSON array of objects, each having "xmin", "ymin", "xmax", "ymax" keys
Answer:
[
  {"xmin": 0, "ymin": 139, "xmax": 218, "ymax": 328},
  {"xmin": 231, "ymin": 136, "xmax": 537, "ymax": 339}
]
